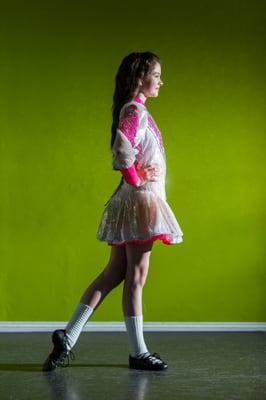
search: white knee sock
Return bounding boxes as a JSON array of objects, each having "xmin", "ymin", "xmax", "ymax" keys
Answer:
[
  {"xmin": 124, "ymin": 314, "xmax": 150, "ymax": 357},
  {"xmin": 65, "ymin": 303, "xmax": 93, "ymax": 350}
]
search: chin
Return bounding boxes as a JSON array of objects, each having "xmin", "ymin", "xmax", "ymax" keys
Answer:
[{"xmin": 147, "ymin": 92, "xmax": 159, "ymax": 98}]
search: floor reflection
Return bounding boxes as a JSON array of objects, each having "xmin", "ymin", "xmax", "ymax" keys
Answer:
[
  {"xmin": 44, "ymin": 371, "xmax": 77, "ymax": 400},
  {"xmin": 43, "ymin": 365, "xmax": 167, "ymax": 400}
]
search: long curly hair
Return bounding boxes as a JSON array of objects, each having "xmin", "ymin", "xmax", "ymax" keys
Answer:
[{"xmin": 111, "ymin": 51, "xmax": 160, "ymax": 150}]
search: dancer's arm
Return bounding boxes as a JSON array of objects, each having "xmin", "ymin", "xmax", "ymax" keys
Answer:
[
  {"xmin": 113, "ymin": 104, "xmax": 158, "ymax": 185},
  {"xmin": 121, "ymin": 164, "xmax": 141, "ymax": 186},
  {"xmin": 112, "ymin": 104, "xmax": 143, "ymax": 170}
]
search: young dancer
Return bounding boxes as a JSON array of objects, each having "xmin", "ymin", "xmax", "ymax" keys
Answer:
[{"xmin": 42, "ymin": 51, "xmax": 183, "ymax": 372}]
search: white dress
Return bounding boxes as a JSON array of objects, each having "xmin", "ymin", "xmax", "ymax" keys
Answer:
[{"xmin": 96, "ymin": 99, "xmax": 183, "ymax": 246}]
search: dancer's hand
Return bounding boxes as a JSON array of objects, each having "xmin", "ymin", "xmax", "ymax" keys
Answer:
[{"xmin": 136, "ymin": 164, "xmax": 160, "ymax": 184}]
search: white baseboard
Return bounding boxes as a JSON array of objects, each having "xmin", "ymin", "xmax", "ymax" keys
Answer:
[{"xmin": 0, "ymin": 322, "xmax": 265, "ymax": 332}]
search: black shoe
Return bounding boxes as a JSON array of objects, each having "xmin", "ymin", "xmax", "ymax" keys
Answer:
[
  {"xmin": 129, "ymin": 352, "xmax": 168, "ymax": 371},
  {"xmin": 42, "ymin": 329, "xmax": 75, "ymax": 372}
]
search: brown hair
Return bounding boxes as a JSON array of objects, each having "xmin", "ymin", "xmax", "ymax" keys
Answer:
[{"xmin": 111, "ymin": 51, "xmax": 160, "ymax": 149}]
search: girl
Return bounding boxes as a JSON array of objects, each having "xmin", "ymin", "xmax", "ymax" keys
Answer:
[{"xmin": 42, "ymin": 51, "xmax": 183, "ymax": 372}]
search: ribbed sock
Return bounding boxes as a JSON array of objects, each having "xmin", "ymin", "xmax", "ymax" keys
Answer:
[
  {"xmin": 65, "ymin": 303, "xmax": 93, "ymax": 350},
  {"xmin": 124, "ymin": 314, "xmax": 150, "ymax": 358}
]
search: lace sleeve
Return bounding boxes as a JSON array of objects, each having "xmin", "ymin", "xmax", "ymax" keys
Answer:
[
  {"xmin": 112, "ymin": 104, "xmax": 141, "ymax": 170},
  {"xmin": 118, "ymin": 104, "xmax": 139, "ymax": 146}
]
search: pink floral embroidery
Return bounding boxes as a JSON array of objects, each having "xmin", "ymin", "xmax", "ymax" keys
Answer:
[
  {"xmin": 148, "ymin": 116, "xmax": 164, "ymax": 153},
  {"xmin": 118, "ymin": 105, "xmax": 139, "ymax": 146}
]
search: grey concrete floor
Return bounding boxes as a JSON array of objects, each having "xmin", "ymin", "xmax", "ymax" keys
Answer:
[{"xmin": 0, "ymin": 332, "xmax": 265, "ymax": 400}]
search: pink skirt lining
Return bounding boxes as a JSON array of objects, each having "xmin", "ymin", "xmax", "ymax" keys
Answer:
[{"xmin": 108, "ymin": 234, "xmax": 173, "ymax": 247}]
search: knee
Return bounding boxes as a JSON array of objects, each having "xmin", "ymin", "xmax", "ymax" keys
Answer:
[{"xmin": 126, "ymin": 265, "xmax": 148, "ymax": 290}]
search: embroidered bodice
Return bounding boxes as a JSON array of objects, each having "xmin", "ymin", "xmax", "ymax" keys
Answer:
[{"xmin": 112, "ymin": 97, "xmax": 167, "ymax": 198}]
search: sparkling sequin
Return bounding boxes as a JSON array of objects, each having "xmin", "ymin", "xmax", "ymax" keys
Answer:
[{"xmin": 118, "ymin": 104, "xmax": 139, "ymax": 146}]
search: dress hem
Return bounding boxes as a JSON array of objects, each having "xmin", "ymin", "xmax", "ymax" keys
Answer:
[{"xmin": 101, "ymin": 234, "xmax": 183, "ymax": 247}]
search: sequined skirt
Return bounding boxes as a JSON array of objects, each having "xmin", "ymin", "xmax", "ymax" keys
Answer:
[{"xmin": 96, "ymin": 181, "xmax": 183, "ymax": 246}]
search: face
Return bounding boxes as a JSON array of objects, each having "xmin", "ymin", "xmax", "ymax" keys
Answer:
[{"xmin": 139, "ymin": 62, "xmax": 163, "ymax": 98}]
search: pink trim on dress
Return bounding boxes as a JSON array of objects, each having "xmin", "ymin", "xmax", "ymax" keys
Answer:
[
  {"xmin": 121, "ymin": 164, "xmax": 140, "ymax": 186},
  {"xmin": 133, "ymin": 96, "xmax": 145, "ymax": 105},
  {"xmin": 147, "ymin": 115, "xmax": 164, "ymax": 153},
  {"xmin": 108, "ymin": 234, "xmax": 173, "ymax": 247}
]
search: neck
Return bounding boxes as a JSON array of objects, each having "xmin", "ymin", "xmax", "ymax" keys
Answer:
[{"xmin": 133, "ymin": 93, "xmax": 147, "ymax": 105}]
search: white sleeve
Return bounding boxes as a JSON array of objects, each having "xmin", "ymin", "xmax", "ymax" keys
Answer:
[{"xmin": 112, "ymin": 103, "xmax": 147, "ymax": 170}]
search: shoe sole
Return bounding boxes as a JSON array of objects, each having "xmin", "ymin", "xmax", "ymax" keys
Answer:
[{"xmin": 129, "ymin": 364, "xmax": 168, "ymax": 371}]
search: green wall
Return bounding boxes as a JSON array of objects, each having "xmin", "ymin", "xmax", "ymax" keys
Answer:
[{"xmin": 0, "ymin": 1, "xmax": 265, "ymax": 322}]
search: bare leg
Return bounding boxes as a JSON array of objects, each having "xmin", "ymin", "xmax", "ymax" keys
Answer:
[
  {"xmin": 122, "ymin": 242, "xmax": 153, "ymax": 316},
  {"xmin": 122, "ymin": 243, "xmax": 169, "ymax": 369},
  {"xmin": 80, "ymin": 245, "xmax": 127, "ymax": 310}
]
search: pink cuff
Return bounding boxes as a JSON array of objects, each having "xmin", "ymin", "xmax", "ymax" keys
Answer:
[{"xmin": 121, "ymin": 164, "xmax": 140, "ymax": 186}]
